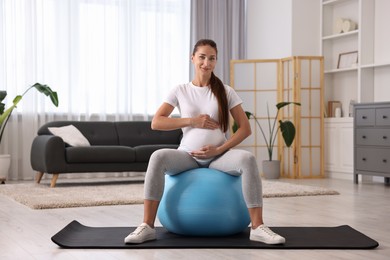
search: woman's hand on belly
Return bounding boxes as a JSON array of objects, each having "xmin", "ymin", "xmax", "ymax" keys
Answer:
[
  {"xmin": 190, "ymin": 145, "xmax": 221, "ymax": 159},
  {"xmin": 190, "ymin": 114, "xmax": 220, "ymax": 130}
]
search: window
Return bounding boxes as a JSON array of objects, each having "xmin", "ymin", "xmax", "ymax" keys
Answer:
[{"xmin": 1, "ymin": 0, "xmax": 191, "ymax": 116}]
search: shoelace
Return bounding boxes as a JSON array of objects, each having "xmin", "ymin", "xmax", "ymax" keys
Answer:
[
  {"xmin": 260, "ymin": 226, "xmax": 278, "ymax": 237},
  {"xmin": 131, "ymin": 225, "xmax": 147, "ymax": 235}
]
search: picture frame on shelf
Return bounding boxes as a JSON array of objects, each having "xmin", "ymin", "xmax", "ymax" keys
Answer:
[
  {"xmin": 328, "ymin": 101, "xmax": 342, "ymax": 118},
  {"xmin": 337, "ymin": 51, "xmax": 358, "ymax": 69}
]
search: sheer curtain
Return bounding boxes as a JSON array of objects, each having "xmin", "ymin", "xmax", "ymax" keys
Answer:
[{"xmin": 0, "ymin": 0, "xmax": 191, "ymax": 181}]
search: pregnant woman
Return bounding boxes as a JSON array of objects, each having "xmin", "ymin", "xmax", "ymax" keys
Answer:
[{"xmin": 124, "ymin": 39, "xmax": 285, "ymax": 245}]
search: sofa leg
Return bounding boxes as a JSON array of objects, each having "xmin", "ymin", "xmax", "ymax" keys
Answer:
[
  {"xmin": 50, "ymin": 174, "xmax": 59, "ymax": 188},
  {"xmin": 36, "ymin": 172, "xmax": 44, "ymax": 184}
]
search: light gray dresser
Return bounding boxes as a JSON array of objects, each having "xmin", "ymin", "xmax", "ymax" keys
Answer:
[{"xmin": 354, "ymin": 102, "xmax": 390, "ymax": 184}]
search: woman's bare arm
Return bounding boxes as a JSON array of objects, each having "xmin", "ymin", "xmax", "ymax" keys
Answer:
[{"xmin": 151, "ymin": 102, "xmax": 219, "ymax": 131}]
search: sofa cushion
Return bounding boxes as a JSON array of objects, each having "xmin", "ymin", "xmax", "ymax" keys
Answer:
[
  {"xmin": 66, "ymin": 146, "xmax": 135, "ymax": 163},
  {"xmin": 38, "ymin": 121, "xmax": 119, "ymax": 146},
  {"xmin": 48, "ymin": 125, "xmax": 91, "ymax": 147},
  {"xmin": 134, "ymin": 145, "xmax": 179, "ymax": 162}
]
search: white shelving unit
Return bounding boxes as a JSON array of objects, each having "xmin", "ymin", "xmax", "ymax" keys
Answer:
[
  {"xmin": 321, "ymin": 0, "xmax": 390, "ymax": 113},
  {"xmin": 321, "ymin": 0, "xmax": 390, "ymax": 178}
]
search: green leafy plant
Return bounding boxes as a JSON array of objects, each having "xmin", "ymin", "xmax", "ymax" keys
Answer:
[
  {"xmin": 0, "ymin": 83, "xmax": 58, "ymax": 144},
  {"xmin": 233, "ymin": 102, "xmax": 301, "ymax": 161}
]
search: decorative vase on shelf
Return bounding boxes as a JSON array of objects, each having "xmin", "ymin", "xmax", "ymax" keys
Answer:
[
  {"xmin": 342, "ymin": 19, "xmax": 357, "ymax": 32},
  {"xmin": 262, "ymin": 160, "xmax": 280, "ymax": 179},
  {"xmin": 334, "ymin": 17, "xmax": 344, "ymax": 34},
  {"xmin": 0, "ymin": 154, "xmax": 11, "ymax": 183}
]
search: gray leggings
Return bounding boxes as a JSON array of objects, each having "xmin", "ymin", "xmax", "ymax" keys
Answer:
[{"xmin": 144, "ymin": 149, "xmax": 263, "ymax": 208}]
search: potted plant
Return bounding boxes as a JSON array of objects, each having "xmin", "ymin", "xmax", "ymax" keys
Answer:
[
  {"xmin": 0, "ymin": 83, "xmax": 58, "ymax": 182},
  {"xmin": 233, "ymin": 102, "xmax": 300, "ymax": 179}
]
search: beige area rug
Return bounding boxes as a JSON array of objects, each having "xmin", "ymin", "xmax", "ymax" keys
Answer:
[{"xmin": 0, "ymin": 180, "xmax": 339, "ymax": 210}]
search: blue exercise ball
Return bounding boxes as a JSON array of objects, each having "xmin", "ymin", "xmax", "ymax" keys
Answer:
[{"xmin": 157, "ymin": 168, "xmax": 251, "ymax": 236}]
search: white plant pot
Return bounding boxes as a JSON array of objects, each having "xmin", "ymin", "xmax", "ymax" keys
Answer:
[
  {"xmin": 262, "ymin": 160, "xmax": 280, "ymax": 179},
  {"xmin": 0, "ymin": 154, "xmax": 11, "ymax": 180}
]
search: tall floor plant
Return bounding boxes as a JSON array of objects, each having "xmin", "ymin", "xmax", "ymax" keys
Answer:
[{"xmin": 233, "ymin": 102, "xmax": 300, "ymax": 161}]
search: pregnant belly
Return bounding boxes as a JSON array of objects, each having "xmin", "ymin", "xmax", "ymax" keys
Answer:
[{"xmin": 180, "ymin": 128, "xmax": 226, "ymax": 152}]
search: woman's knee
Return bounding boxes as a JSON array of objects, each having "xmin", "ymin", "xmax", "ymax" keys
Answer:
[
  {"xmin": 233, "ymin": 150, "xmax": 257, "ymax": 166},
  {"xmin": 149, "ymin": 148, "xmax": 176, "ymax": 163}
]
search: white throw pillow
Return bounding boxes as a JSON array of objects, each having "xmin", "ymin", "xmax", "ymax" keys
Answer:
[{"xmin": 48, "ymin": 125, "xmax": 90, "ymax": 147}]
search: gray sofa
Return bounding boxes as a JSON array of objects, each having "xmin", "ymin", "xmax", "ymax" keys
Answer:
[{"xmin": 30, "ymin": 121, "xmax": 182, "ymax": 187}]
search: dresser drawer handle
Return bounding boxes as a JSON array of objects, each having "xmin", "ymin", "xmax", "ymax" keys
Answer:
[
  {"xmin": 362, "ymin": 135, "xmax": 366, "ymax": 139},
  {"xmin": 362, "ymin": 158, "xmax": 366, "ymax": 161},
  {"xmin": 383, "ymin": 159, "xmax": 387, "ymax": 163},
  {"xmin": 384, "ymin": 136, "xmax": 388, "ymax": 140},
  {"xmin": 383, "ymin": 115, "xmax": 388, "ymax": 119},
  {"xmin": 362, "ymin": 116, "xmax": 367, "ymax": 119}
]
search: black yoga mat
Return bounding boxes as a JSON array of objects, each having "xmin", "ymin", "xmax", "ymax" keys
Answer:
[{"xmin": 51, "ymin": 220, "xmax": 379, "ymax": 250}]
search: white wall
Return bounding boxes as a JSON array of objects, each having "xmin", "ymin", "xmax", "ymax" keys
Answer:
[
  {"xmin": 247, "ymin": 0, "xmax": 292, "ymax": 59},
  {"xmin": 247, "ymin": 0, "xmax": 320, "ymax": 59},
  {"xmin": 291, "ymin": 0, "xmax": 320, "ymax": 56}
]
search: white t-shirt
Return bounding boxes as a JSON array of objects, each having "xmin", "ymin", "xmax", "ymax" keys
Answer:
[{"xmin": 164, "ymin": 82, "xmax": 242, "ymax": 165}]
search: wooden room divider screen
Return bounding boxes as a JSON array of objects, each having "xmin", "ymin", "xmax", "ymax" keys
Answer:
[{"xmin": 230, "ymin": 56, "xmax": 324, "ymax": 178}]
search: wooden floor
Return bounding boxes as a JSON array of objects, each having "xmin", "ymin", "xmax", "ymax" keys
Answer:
[{"xmin": 0, "ymin": 177, "xmax": 389, "ymax": 260}]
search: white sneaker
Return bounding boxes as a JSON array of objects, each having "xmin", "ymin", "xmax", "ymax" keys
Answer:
[
  {"xmin": 250, "ymin": 225, "xmax": 286, "ymax": 244},
  {"xmin": 124, "ymin": 223, "xmax": 156, "ymax": 244}
]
